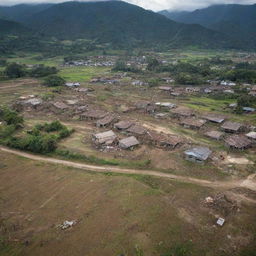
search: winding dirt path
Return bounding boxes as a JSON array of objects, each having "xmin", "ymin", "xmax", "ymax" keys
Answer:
[{"xmin": 1, "ymin": 146, "xmax": 255, "ymax": 192}]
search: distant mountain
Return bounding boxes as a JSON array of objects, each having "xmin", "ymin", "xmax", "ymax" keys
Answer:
[
  {"xmin": 0, "ymin": 4, "xmax": 54, "ymax": 22},
  {"xmin": 9, "ymin": 1, "xmax": 238, "ymax": 49},
  {"xmin": 159, "ymin": 4, "xmax": 256, "ymax": 48}
]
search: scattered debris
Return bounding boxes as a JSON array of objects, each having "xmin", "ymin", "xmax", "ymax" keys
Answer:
[
  {"xmin": 59, "ymin": 220, "xmax": 77, "ymax": 230},
  {"xmin": 216, "ymin": 217, "xmax": 225, "ymax": 226}
]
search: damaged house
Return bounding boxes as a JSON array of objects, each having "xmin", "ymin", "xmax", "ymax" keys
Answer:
[
  {"xmin": 147, "ymin": 131, "xmax": 182, "ymax": 150},
  {"xmin": 205, "ymin": 131, "xmax": 225, "ymax": 140},
  {"xmin": 170, "ymin": 107, "xmax": 194, "ymax": 118},
  {"xmin": 180, "ymin": 118, "xmax": 206, "ymax": 129},
  {"xmin": 119, "ymin": 136, "xmax": 140, "ymax": 150},
  {"xmin": 96, "ymin": 114, "xmax": 117, "ymax": 128},
  {"xmin": 225, "ymin": 135, "xmax": 252, "ymax": 150},
  {"xmin": 80, "ymin": 109, "xmax": 108, "ymax": 121},
  {"xmin": 92, "ymin": 130, "xmax": 117, "ymax": 146},
  {"xmin": 184, "ymin": 147, "xmax": 212, "ymax": 163},
  {"xmin": 203, "ymin": 114, "xmax": 225, "ymax": 124},
  {"xmin": 114, "ymin": 121, "xmax": 134, "ymax": 131},
  {"xmin": 221, "ymin": 121, "xmax": 244, "ymax": 133}
]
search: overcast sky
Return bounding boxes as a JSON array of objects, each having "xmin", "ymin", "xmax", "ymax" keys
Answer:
[{"xmin": 0, "ymin": 0, "xmax": 255, "ymax": 11}]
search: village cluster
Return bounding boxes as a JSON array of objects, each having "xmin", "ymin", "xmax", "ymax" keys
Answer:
[{"xmin": 14, "ymin": 79, "xmax": 256, "ymax": 164}]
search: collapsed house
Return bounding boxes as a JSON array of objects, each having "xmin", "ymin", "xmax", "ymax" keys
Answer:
[
  {"xmin": 225, "ymin": 135, "xmax": 252, "ymax": 150},
  {"xmin": 158, "ymin": 86, "xmax": 173, "ymax": 92},
  {"xmin": 80, "ymin": 109, "xmax": 108, "ymax": 120},
  {"xmin": 119, "ymin": 136, "xmax": 140, "ymax": 149},
  {"xmin": 96, "ymin": 114, "xmax": 117, "ymax": 128},
  {"xmin": 221, "ymin": 121, "xmax": 244, "ymax": 133},
  {"xmin": 92, "ymin": 130, "xmax": 117, "ymax": 145},
  {"xmin": 184, "ymin": 147, "xmax": 212, "ymax": 163},
  {"xmin": 180, "ymin": 118, "xmax": 206, "ymax": 129},
  {"xmin": 155, "ymin": 102, "xmax": 176, "ymax": 109},
  {"xmin": 135, "ymin": 101, "xmax": 156, "ymax": 114},
  {"xmin": 114, "ymin": 121, "xmax": 134, "ymax": 131},
  {"xmin": 205, "ymin": 131, "xmax": 225, "ymax": 140},
  {"xmin": 52, "ymin": 102, "xmax": 69, "ymax": 112}
]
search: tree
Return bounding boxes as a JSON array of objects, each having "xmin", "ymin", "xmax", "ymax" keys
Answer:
[
  {"xmin": 4, "ymin": 63, "xmax": 26, "ymax": 78},
  {"xmin": 147, "ymin": 57, "xmax": 160, "ymax": 71},
  {"xmin": 44, "ymin": 75, "xmax": 65, "ymax": 87}
]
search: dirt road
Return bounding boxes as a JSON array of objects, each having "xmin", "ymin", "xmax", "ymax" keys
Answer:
[{"xmin": 1, "ymin": 146, "xmax": 255, "ymax": 192}]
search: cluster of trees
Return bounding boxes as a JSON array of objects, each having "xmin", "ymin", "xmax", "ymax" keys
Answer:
[
  {"xmin": 3, "ymin": 63, "xmax": 58, "ymax": 79},
  {"xmin": 0, "ymin": 118, "xmax": 73, "ymax": 154},
  {"xmin": 112, "ymin": 60, "xmax": 140, "ymax": 73},
  {"xmin": 43, "ymin": 75, "xmax": 66, "ymax": 87},
  {"xmin": 0, "ymin": 107, "xmax": 23, "ymax": 140}
]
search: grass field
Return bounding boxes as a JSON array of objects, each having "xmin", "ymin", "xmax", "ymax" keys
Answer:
[{"xmin": 59, "ymin": 66, "xmax": 110, "ymax": 82}]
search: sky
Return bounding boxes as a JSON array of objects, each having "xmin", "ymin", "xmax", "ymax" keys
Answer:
[{"xmin": 0, "ymin": 0, "xmax": 255, "ymax": 11}]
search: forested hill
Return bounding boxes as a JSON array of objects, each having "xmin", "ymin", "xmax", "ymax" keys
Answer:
[
  {"xmin": 159, "ymin": 4, "xmax": 256, "ymax": 49},
  {"xmin": 12, "ymin": 1, "xmax": 237, "ymax": 48}
]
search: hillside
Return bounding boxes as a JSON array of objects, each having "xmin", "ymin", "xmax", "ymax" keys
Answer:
[
  {"xmin": 0, "ymin": 4, "xmax": 54, "ymax": 22},
  {"xmin": 0, "ymin": 18, "xmax": 29, "ymax": 35},
  {"xmin": 18, "ymin": 1, "xmax": 236, "ymax": 49},
  {"xmin": 159, "ymin": 4, "xmax": 256, "ymax": 48}
]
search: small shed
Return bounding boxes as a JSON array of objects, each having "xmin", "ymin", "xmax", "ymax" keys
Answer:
[
  {"xmin": 225, "ymin": 135, "xmax": 252, "ymax": 150},
  {"xmin": 221, "ymin": 121, "xmax": 243, "ymax": 133},
  {"xmin": 92, "ymin": 130, "xmax": 117, "ymax": 145},
  {"xmin": 114, "ymin": 121, "xmax": 134, "ymax": 131},
  {"xmin": 119, "ymin": 136, "xmax": 140, "ymax": 149},
  {"xmin": 205, "ymin": 131, "xmax": 224, "ymax": 140},
  {"xmin": 184, "ymin": 147, "xmax": 212, "ymax": 163}
]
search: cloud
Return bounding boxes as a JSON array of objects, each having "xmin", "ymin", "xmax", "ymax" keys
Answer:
[{"xmin": 0, "ymin": 0, "xmax": 255, "ymax": 11}]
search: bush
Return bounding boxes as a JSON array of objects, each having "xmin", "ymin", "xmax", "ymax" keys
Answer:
[
  {"xmin": 44, "ymin": 75, "xmax": 65, "ymax": 87},
  {"xmin": 4, "ymin": 63, "xmax": 26, "ymax": 79},
  {"xmin": 29, "ymin": 64, "xmax": 58, "ymax": 77},
  {"xmin": 7, "ymin": 134, "xmax": 58, "ymax": 153},
  {"xmin": 0, "ymin": 107, "xmax": 23, "ymax": 128}
]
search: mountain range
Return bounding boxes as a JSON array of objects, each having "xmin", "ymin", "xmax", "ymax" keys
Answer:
[
  {"xmin": 0, "ymin": 1, "xmax": 255, "ymax": 50},
  {"xmin": 159, "ymin": 4, "xmax": 256, "ymax": 49}
]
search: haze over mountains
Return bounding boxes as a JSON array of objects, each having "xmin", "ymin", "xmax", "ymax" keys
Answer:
[
  {"xmin": 0, "ymin": 1, "xmax": 255, "ymax": 50},
  {"xmin": 160, "ymin": 4, "xmax": 256, "ymax": 49}
]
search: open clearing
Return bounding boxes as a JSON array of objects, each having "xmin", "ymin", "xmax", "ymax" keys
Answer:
[{"xmin": 1, "ymin": 150, "xmax": 256, "ymax": 256}]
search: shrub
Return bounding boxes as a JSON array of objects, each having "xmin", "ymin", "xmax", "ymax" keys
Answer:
[
  {"xmin": 4, "ymin": 63, "xmax": 26, "ymax": 79},
  {"xmin": 44, "ymin": 75, "xmax": 65, "ymax": 87}
]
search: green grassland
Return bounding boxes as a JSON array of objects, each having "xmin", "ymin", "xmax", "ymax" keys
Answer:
[{"xmin": 59, "ymin": 66, "xmax": 110, "ymax": 82}]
